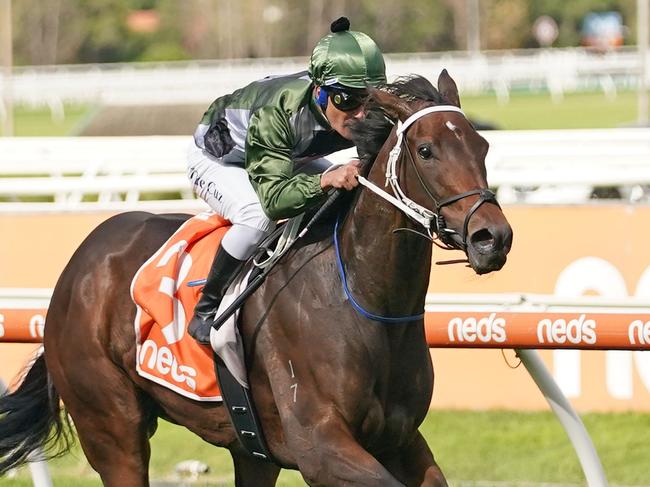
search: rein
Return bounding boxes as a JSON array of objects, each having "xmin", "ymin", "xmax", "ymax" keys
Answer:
[
  {"xmin": 333, "ymin": 215, "xmax": 425, "ymax": 324},
  {"xmin": 356, "ymin": 104, "xmax": 499, "ymax": 251}
]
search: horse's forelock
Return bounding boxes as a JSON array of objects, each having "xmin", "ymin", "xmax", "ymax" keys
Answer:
[
  {"xmin": 384, "ymin": 75, "xmax": 445, "ymax": 104},
  {"xmin": 350, "ymin": 75, "xmax": 445, "ymax": 166}
]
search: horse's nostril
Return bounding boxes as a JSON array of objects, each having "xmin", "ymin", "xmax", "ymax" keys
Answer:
[{"xmin": 470, "ymin": 228, "xmax": 495, "ymax": 253}]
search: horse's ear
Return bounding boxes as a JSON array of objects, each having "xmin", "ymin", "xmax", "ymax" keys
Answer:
[
  {"xmin": 437, "ymin": 69, "xmax": 461, "ymax": 108},
  {"xmin": 368, "ymin": 87, "xmax": 413, "ymax": 122}
]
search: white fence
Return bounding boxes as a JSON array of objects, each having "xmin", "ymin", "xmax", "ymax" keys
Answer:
[
  {"xmin": 1, "ymin": 47, "xmax": 648, "ymax": 110},
  {"xmin": 0, "ymin": 136, "xmax": 201, "ymax": 212},
  {"xmin": 482, "ymin": 128, "xmax": 650, "ymax": 204},
  {"xmin": 0, "ymin": 128, "xmax": 648, "ymax": 212}
]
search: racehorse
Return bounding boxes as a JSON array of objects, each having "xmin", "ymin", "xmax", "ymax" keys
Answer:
[{"xmin": 0, "ymin": 70, "xmax": 512, "ymax": 487}]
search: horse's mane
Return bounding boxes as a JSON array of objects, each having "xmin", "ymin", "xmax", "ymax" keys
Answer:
[{"xmin": 350, "ymin": 75, "xmax": 447, "ymax": 165}]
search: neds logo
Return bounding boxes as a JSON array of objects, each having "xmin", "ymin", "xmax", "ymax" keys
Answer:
[
  {"xmin": 139, "ymin": 339, "xmax": 198, "ymax": 390},
  {"xmin": 448, "ymin": 313, "xmax": 507, "ymax": 343},
  {"xmin": 29, "ymin": 314, "xmax": 45, "ymax": 338},
  {"xmin": 628, "ymin": 320, "xmax": 650, "ymax": 345},
  {"xmin": 536, "ymin": 314, "xmax": 596, "ymax": 345}
]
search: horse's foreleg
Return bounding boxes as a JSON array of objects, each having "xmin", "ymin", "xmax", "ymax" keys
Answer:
[
  {"xmin": 381, "ymin": 431, "xmax": 448, "ymax": 487},
  {"xmin": 288, "ymin": 417, "xmax": 405, "ymax": 487},
  {"xmin": 230, "ymin": 447, "xmax": 281, "ymax": 487}
]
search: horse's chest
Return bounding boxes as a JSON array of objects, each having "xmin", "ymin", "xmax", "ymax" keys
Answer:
[
  {"xmin": 360, "ymin": 400, "xmax": 419, "ymax": 451},
  {"xmin": 359, "ymin": 352, "xmax": 432, "ymax": 449}
]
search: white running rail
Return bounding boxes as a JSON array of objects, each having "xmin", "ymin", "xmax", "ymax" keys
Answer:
[{"xmin": 0, "ymin": 129, "xmax": 649, "ymax": 211}]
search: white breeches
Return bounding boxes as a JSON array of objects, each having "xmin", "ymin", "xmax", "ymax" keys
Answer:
[
  {"xmin": 187, "ymin": 144, "xmax": 341, "ymax": 260},
  {"xmin": 187, "ymin": 144, "xmax": 272, "ymax": 259}
]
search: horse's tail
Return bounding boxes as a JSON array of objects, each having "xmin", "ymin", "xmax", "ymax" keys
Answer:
[{"xmin": 0, "ymin": 353, "xmax": 73, "ymax": 474}]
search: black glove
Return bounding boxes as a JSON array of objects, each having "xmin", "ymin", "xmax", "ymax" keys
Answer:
[{"xmin": 204, "ymin": 118, "xmax": 235, "ymax": 158}]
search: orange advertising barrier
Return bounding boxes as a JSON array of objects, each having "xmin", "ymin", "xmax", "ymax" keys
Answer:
[
  {"xmin": 425, "ymin": 310, "xmax": 650, "ymax": 350},
  {"xmin": 4, "ymin": 306, "xmax": 650, "ymax": 350},
  {"xmin": 2, "ymin": 205, "xmax": 650, "ymax": 411},
  {"xmin": 0, "ymin": 309, "xmax": 45, "ymax": 343}
]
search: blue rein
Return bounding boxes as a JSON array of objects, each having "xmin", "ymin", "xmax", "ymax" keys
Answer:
[{"xmin": 333, "ymin": 215, "xmax": 425, "ymax": 324}]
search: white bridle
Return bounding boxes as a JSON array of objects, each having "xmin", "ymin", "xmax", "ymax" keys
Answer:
[{"xmin": 356, "ymin": 105, "xmax": 466, "ymax": 231}]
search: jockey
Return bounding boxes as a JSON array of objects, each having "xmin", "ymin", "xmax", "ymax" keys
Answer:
[{"xmin": 186, "ymin": 17, "xmax": 386, "ymax": 344}]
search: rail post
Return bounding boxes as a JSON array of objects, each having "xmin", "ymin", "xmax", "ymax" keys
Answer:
[{"xmin": 517, "ymin": 349, "xmax": 608, "ymax": 487}]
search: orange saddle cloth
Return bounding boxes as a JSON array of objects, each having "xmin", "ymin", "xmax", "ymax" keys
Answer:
[{"xmin": 130, "ymin": 211, "xmax": 230, "ymax": 401}]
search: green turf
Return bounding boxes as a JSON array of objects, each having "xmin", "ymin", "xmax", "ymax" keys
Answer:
[
  {"xmin": 462, "ymin": 90, "xmax": 639, "ymax": 130},
  {"xmin": 11, "ymin": 104, "xmax": 93, "ymax": 136},
  {"xmin": 2, "ymin": 410, "xmax": 648, "ymax": 486}
]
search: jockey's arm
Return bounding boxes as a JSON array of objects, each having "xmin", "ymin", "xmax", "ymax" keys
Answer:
[{"xmin": 246, "ymin": 106, "xmax": 358, "ymax": 220}]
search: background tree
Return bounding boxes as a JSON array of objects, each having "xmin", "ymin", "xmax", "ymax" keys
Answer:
[{"xmin": 9, "ymin": 0, "xmax": 641, "ymax": 65}]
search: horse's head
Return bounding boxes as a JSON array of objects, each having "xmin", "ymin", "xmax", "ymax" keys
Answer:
[{"xmin": 362, "ymin": 70, "xmax": 512, "ymax": 275}]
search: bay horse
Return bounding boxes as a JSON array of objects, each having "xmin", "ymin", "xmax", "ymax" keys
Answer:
[{"xmin": 0, "ymin": 70, "xmax": 512, "ymax": 486}]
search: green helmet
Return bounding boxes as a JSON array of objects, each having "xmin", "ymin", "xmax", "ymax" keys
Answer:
[{"xmin": 308, "ymin": 17, "xmax": 386, "ymax": 90}]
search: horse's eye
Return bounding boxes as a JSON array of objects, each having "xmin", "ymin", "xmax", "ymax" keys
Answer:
[{"xmin": 417, "ymin": 145, "xmax": 433, "ymax": 160}]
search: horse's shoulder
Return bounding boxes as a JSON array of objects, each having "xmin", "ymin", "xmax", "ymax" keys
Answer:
[
  {"xmin": 290, "ymin": 194, "xmax": 352, "ymax": 252},
  {"xmin": 291, "ymin": 219, "xmax": 334, "ymax": 253}
]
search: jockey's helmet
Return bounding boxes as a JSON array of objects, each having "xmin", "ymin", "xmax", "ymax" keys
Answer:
[{"xmin": 308, "ymin": 17, "xmax": 386, "ymax": 90}]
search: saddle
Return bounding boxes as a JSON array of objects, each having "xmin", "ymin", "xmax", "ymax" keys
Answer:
[
  {"xmin": 131, "ymin": 193, "xmax": 342, "ymax": 461},
  {"xmin": 131, "ymin": 211, "xmax": 274, "ymax": 458}
]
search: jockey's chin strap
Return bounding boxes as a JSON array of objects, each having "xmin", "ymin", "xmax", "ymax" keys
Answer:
[{"xmin": 356, "ymin": 104, "xmax": 499, "ymax": 251}]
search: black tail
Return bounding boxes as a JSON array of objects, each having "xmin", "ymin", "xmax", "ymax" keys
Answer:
[{"xmin": 0, "ymin": 353, "xmax": 73, "ymax": 474}]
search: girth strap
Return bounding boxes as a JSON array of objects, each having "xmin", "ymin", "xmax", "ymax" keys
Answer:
[{"xmin": 214, "ymin": 357, "xmax": 275, "ymax": 462}]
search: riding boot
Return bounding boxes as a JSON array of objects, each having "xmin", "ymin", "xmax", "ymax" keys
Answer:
[{"xmin": 188, "ymin": 245, "xmax": 245, "ymax": 344}]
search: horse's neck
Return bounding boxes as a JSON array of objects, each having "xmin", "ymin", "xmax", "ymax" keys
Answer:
[{"xmin": 339, "ymin": 148, "xmax": 433, "ymax": 318}]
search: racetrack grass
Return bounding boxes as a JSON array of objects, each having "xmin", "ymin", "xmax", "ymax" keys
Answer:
[
  {"xmin": 1, "ymin": 410, "xmax": 648, "ymax": 486},
  {"xmin": 11, "ymin": 104, "xmax": 93, "ymax": 136},
  {"xmin": 462, "ymin": 90, "xmax": 639, "ymax": 130}
]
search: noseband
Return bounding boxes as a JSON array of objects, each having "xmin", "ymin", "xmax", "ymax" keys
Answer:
[{"xmin": 356, "ymin": 105, "xmax": 499, "ymax": 251}]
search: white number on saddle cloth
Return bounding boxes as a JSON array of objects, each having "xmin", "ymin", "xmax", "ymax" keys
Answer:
[{"xmin": 156, "ymin": 240, "xmax": 193, "ymax": 345}]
